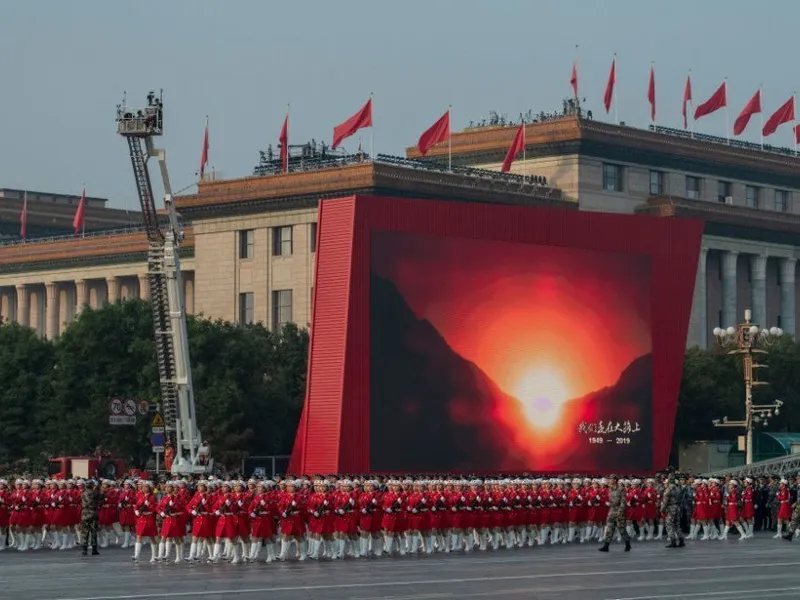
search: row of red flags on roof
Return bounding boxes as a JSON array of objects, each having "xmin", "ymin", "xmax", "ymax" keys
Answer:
[
  {"xmin": 590, "ymin": 57, "xmax": 797, "ymax": 140},
  {"xmin": 19, "ymin": 188, "xmax": 86, "ymax": 241}
]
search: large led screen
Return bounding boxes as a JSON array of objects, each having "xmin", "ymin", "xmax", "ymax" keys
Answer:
[{"xmin": 370, "ymin": 230, "xmax": 653, "ymax": 473}]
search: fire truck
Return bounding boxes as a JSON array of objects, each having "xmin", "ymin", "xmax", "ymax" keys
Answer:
[
  {"xmin": 115, "ymin": 91, "xmax": 212, "ymax": 476},
  {"xmin": 48, "ymin": 456, "xmax": 126, "ymax": 480}
]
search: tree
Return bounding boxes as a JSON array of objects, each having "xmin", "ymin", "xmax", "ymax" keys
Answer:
[
  {"xmin": 673, "ymin": 347, "xmax": 743, "ymax": 445},
  {"xmin": 0, "ymin": 323, "xmax": 54, "ymax": 469}
]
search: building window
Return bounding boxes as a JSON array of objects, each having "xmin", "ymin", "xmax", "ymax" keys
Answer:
[
  {"xmin": 238, "ymin": 229, "xmax": 254, "ymax": 259},
  {"xmin": 775, "ymin": 190, "xmax": 789, "ymax": 212},
  {"xmin": 310, "ymin": 222, "xmax": 317, "ymax": 253},
  {"xmin": 717, "ymin": 180, "xmax": 732, "ymax": 203},
  {"xmin": 602, "ymin": 163, "xmax": 623, "ymax": 192},
  {"xmin": 649, "ymin": 170, "xmax": 664, "ymax": 196},
  {"xmin": 746, "ymin": 186, "xmax": 760, "ymax": 208},
  {"xmin": 238, "ymin": 292, "xmax": 254, "ymax": 326},
  {"xmin": 272, "ymin": 226, "xmax": 293, "ymax": 256},
  {"xmin": 272, "ymin": 289, "xmax": 293, "ymax": 330},
  {"xmin": 686, "ymin": 176, "xmax": 701, "ymax": 200}
]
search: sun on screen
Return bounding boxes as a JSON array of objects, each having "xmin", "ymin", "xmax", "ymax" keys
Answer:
[{"xmin": 513, "ymin": 366, "xmax": 574, "ymax": 431}]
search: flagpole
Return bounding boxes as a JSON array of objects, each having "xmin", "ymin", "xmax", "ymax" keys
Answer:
[
  {"xmin": 82, "ymin": 183, "xmax": 86, "ymax": 239},
  {"xmin": 689, "ymin": 69, "xmax": 694, "ymax": 139},
  {"xmin": 286, "ymin": 103, "xmax": 290, "ymax": 173},
  {"xmin": 724, "ymin": 78, "xmax": 730, "ymax": 144},
  {"xmin": 651, "ymin": 62, "xmax": 656, "ymax": 129},
  {"xmin": 575, "ymin": 44, "xmax": 579, "ymax": 101},
  {"xmin": 370, "ymin": 92, "xmax": 374, "ymax": 161},
  {"xmin": 760, "ymin": 85, "xmax": 764, "ymax": 149},
  {"xmin": 613, "ymin": 53, "xmax": 619, "ymax": 125},
  {"xmin": 794, "ymin": 91, "xmax": 797, "ymax": 155},
  {"xmin": 448, "ymin": 105, "xmax": 452, "ymax": 172},
  {"xmin": 522, "ymin": 123, "xmax": 527, "ymax": 179}
]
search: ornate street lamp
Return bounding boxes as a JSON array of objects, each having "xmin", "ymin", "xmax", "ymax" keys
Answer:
[{"xmin": 712, "ymin": 309, "xmax": 783, "ymax": 465}]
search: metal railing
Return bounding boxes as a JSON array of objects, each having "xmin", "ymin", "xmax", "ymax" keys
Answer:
[
  {"xmin": 703, "ymin": 453, "xmax": 800, "ymax": 478},
  {"xmin": 649, "ymin": 125, "xmax": 799, "ymax": 158},
  {"xmin": 0, "ymin": 222, "xmax": 188, "ymax": 249}
]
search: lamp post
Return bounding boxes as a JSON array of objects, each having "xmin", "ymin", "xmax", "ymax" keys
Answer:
[{"xmin": 712, "ymin": 309, "xmax": 783, "ymax": 465}]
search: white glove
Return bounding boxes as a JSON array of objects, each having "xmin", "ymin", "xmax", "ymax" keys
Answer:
[
  {"xmin": 323, "ymin": 500, "xmax": 328, "ymax": 506},
  {"xmin": 191, "ymin": 510, "xmax": 197, "ymax": 516},
  {"xmin": 502, "ymin": 497, "xmax": 508, "ymax": 504},
  {"xmin": 451, "ymin": 506, "xmax": 457, "ymax": 512},
  {"xmin": 215, "ymin": 510, "xmax": 221, "ymax": 516},
  {"xmin": 291, "ymin": 500, "xmax": 297, "ymax": 507},
  {"xmin": 361, "ymin": 508, "xmax": 367, "ymax": 514},
  {"xmin": 168, "ymin": 500, "xmax": 173, "ymax": 507},
  {"xmin": 397, "ymin": 498, "xmax": 402, "ymax": 505},
  {"xmin": 250, "ymin": 512, "xmax": 256, "ymax": 518},
  {"xmin": 421, "ymin": 498, "xmax": 426, "ymax": 504},
  {"xmin": 51, "ymin": 502, "xmax": 56, "ymax": 508},
  {"xmin": 349, "ymin": 498, "xmax": 354, "ymax": 505},
  {"xmin": 134, "ymin": 510, "xmax": 140, "ymax": 517},
  {"xmin": 337, "ymin": 509, "xmax": 344, "ymax": 515},
  {"xmin": 372, "ymin": 498, "xmax": 377, "ymax": 505},
  {"xmin": 431, "ymin": 507, "xmax": 437, "ymax": 512},
  {"xmin": 515, "ymin": 495, "xmax": 520, "ymax": 501},
  {"xmin": 260, "ymin": 499, "xmax": 266, "ymax": 506},
  {"xmin": 385, "ymin": 508, "xmax": 392, "ymax": 514},
  {"xmin": 202, "ymin": 498, "xmax": 207, "ymax": 505},
  {"xmin": 569, "ymin": 502, "xmax": 573, "ymax": 507},
  {"xmin": 466, "ymin": 507, "xmax": 473, "ymax": 512},
  {"xmin": 412, "ymin": 508, "xmax": 418, "ymax": 514},
  {"xmin": 313, "ymin": 511, "xmax": 320, "ymax": 518},
  {"xmin": 225, "ymin": 499, "xmax": 231, "ymax": 506},
  {"xmin": 160, "ymin": 512, "xmax": 166, "ymax": 517},
  {"xmin": 237, "ymin": 500, "xmax": 243, "ymax": 507},
  {"xmin": 281, "ymin": 512, "xmax": 287, "ymax": 518},
  {"xmin": 461, "ymin": 496, "xmax": 466, "ymax": 502},
  {"xmin": 144, "ymin": 500, "xmax": 149, "ymax": 507}
]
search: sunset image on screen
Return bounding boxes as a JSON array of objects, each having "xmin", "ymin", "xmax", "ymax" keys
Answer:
[{"xmin": 369, "ymin": 230, "xmax": 653, "ymax": 473}]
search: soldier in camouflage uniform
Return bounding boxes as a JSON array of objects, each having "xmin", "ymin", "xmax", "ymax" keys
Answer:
[
  {"xmin": 79, "ymin": 479, "xmax": 103, "ymax": 556},
  {"xmin": 598, "ymin": 475, "xmax": 631, "ymax": 552},
  {"xmin": 661, "ymin": 477, "xmax": 685, "ymax": 548}
]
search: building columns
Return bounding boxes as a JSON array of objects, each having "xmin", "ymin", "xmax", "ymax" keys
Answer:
[
  {"xmin": 45, "ymin": 282, "xmax": 59, "ymax": 339},
  {"xmin": 0, "ymin": 289, "xmax": 12, "ymax": 325},
  {"xmin": 107, "ymin": 277, "xmax": 119, "ymax": 304},
  {"xmin": 750, "ymin": 254, "xmax": 768, "ymax": 327},
  {"xmin": 75, "ymin": 279, "xmax": 88, "ymax": 310},
  {"xmin": 689, "ymin": 247, "xmax": 708, "ymax": 348},
  {"xmin": 138, "ymin": 274, "xmax": 150, "ymax": 302},
  {"xmin": 721, "ymin": 250, "xmax": 739, "ymax": 328},
  {"xmin": 781, "ymin": 257, "xmax": 797, "ymax": 337},
  {"xmin": 15, "ymin": 284, "xmax": 29, "ymax": 327}
]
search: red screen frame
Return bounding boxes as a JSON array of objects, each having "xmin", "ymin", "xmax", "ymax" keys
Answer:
[{"xmin": 290, "ymin": 195, "xmax": 704, "ymax": 476}]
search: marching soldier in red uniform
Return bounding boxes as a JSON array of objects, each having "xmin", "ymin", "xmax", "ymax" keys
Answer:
[
  {"xmin": 381, "ymin": 480, "xmax": 405, "ymax": 555},
  {"xmin": 0, "ymin": 479, "xmax": 9, "ymax": 551},
  {"xmin": 248, "ymin": 480, "xmax": 278, "ymax": 562},
  {"xmin": 721, "ymin": 479, "xmax": 746, "ymax": 541},
  {"xmin": 133, "ymin": 481, "xmax": 159, "ymax": 563},
  {"xmin": 405, "ymin": 480, "xmax": 429, "ymax": 555},
  {"xmin": 740, "ymin": 478, "xmax": 756, "ymax": 539},
  {"xmin": 775, "ymin": 479, "xmax": 792, "ymax": 538},
  {"xmin": 332, "ymin": 479, "xmax": 360, "ymax": 558},
  {"xmin": 118, "ymin": 480, "xmax": 136, "ymax": 549},
  {"xmin": 567, "ymin": 478, "xmax": 584, "ymax": 544},
  {"xmin": 306, "ymin": 479, "xmax": 331, "ymax": 559},
  {"xmin": 235, "ymin": 480, "xmax": 255, "ymax": 562},
  {"xmin": 157, "ymin": 481, "xmax": 187, "ymax": 562},
  {"xmin": 428, "ymin": 480, "xmax": 448, "ymax": 553},
  {"xmin": 212, "ymin": 481, "xmax": 241, "ymax": 563},
  {"xmin": 642, "ymin": 479, "xmax": 659, "ymax": 540},
  {"xmin": 186, "ymin": 480, "xmax": 215, "ymax": 562},
  {"xmin": 358, "ymin": 479, "xmax": 382, "ymax": 557},
  {"xmin": 277, "ymin": 479, "xmax": 307, "ymax": 561}
]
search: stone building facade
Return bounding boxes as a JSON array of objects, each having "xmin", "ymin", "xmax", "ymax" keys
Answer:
[{"xmin": 2, "ymin": 116, "xmax": 799, "ymax": 348}]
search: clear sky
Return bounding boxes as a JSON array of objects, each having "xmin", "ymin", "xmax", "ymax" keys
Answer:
[{"xmin": 2, "ymin": 0, "xmax": 798, "ymax": 210}]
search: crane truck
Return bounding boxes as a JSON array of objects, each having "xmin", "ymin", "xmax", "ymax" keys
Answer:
[{"xmin": 115, "ymin": 91, "xmax": 212, "ymax": 476}]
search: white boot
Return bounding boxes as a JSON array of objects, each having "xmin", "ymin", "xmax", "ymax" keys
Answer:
[
  {"xmin": 773, "ymin": 524, "xmax": 783, "ymax": 539},
  {"xmin": 359, "ymin": 537, "xmax": 369, "ymax": 557},
  {"xmin": 149, "ymin": 541, "xmax": 158, "ymax": 563},
  {"xmin": 720, "ymin": 525, "xmax": 729, "ymax": 540},
  {"xmin": 133, "ymin": 541, "xmax": 142, "ymax": 562},
  {"xmin": 250, "ymin": 541, "xmax": 261, "ymax": 561},
  {"xmin": 174, "ymin": 542, "xmax": 184, "ymax": 563},
  {"xmin": 210, "ymin": 542, "xmax": 222, "ymax": 563},
  {"xmin": 187, "ymin": 541, "xmax": 197, "ymax": 561},
  {"xmin": 231, "ymin": 543, "xmax": 241, "ymax": 565},
  {"xmin": 164, "ymin": 541, "xmax": 173, "ymax": 560},
  {"xmin": 734, "ymin": 523, "xmax": 746, "ymax": 541},
  {"xmin": 279, "ymin": 539, "xmax": 290, "ymax": 561}
]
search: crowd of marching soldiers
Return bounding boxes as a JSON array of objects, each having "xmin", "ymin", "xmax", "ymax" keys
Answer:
[{"xmin": 1, "ymin": 472, "xmax": 800, "ymax": 563}]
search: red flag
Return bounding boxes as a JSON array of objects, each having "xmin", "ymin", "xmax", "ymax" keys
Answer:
[
  {"xmin": 199, "ymin": 118, "xmax": 209, "ymax": 178},
  {"xmin": 570, "ymin": 61, "xmax": 578, "ymax": 98},
  {"xmin": 795, "ymin": 124, "xmax": 800, "ymax": 144},
  {"xmin": 73, "ymin": 187, "xmax": 86, "ymax": 235},
  {"xmin": 417, "ymin": 110, "xmax": 451, "ymax": 156},
  {"xmin": 332, "ymin": 98, "xmax": 372, "ymax": 150},
  {"xmin": 603, "ymin": 57, "xmax": 616, "ymax": 113},
  {"xmin": 279, "ymin": 113, "xmax": 289, "ymax": 173},
  {"xmin": 762, "ymin": 96, "xmax": 795, "ymax": 137},
  {"xmin": 694, "ymin": 81, "xmax": 727, "ymax": 120},
  {"xmin": 682, "ymin": 74, "xmax": 692, "ymax": 129},
  {"xmin": 20, "ymin": 191, "xmax": 28, "ymax": 240},
  {"xmin": 647, "ymin": 66, "xmax": 656, "ymax": 122},
  {"xmin": 501, "ymin": 125, "xmax": 526, "ymax": 173},
  {"xmin": 733, "ymin": 89, "xmax": 762, "ymax": 136}
]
